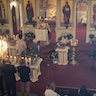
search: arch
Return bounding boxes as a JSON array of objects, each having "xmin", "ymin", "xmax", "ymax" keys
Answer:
[
  {"xmin": 75, "ymin": 0, "xmax": 88, "ymax": 41},
  {"xmin": 76, "ymin": 0, "xmax": 88, "ymax": 5}
]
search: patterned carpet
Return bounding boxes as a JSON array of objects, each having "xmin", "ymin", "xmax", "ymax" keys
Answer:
[
  {"xmin": 10, "ymin": 24, "xmax": 96, "ymax": 96},
  {"xmin": 20, "ymin": 42, "xmax": 96, "ymax": 96}
]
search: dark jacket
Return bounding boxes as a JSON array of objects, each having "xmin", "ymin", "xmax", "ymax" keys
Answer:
[
  {"xmin": 18, "ymin": 65, "xmax": 30, "ymax": 82},
  {"xmin": 1, "ymin": 64, "xmax": 16, "ymax": 82}
]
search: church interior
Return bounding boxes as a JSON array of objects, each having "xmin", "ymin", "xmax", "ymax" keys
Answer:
[{"xmin": 1, "ymin": 0, "xmax": 96, "ymax": 96}]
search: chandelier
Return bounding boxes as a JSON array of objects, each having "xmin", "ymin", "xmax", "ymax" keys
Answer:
[{"xmin": 0, "ymin": 36, "xmax": 8, "ymax": 57}]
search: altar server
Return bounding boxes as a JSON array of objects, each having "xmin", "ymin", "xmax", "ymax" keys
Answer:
[
  {"xmin": 31, "ymin": 38, "xmax": 42, "ymax": 57},
  {"xmin": 16, "ymin": 34, "xmax": 27, "ymax": 56}
]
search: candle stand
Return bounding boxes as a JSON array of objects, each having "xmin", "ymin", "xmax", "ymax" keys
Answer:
[{"xmin": 70, "ymin": 39, "xmax": 78, "ymax": 65}]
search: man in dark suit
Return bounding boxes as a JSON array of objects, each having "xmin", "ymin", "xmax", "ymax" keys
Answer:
[
  {"xmin": 0, "ymin": 58, "xmax": 7, "ymax": 96},
  {"xmin": 1, "ymin": 58, "xmax": 17, "ymax": 96}
]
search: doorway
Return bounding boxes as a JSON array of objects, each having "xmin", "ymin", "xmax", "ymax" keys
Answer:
[{"xmin": 76, "ymin": 2, "xmax": 88, "ymax": 42}]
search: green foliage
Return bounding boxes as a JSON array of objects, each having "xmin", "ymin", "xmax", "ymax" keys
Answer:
[
  {"xmin": 89, "ymin": 34, "xmax": 95, "ymax": 39},
  {"xmin": 5, "ymin": 29, "xmax": 10, "ymax": 35},
  {"xmin": 32, "ymin": 21, "xmax": 37, "ymax": 27},
  {"xmin": 21, "ymin": 51, "xmax": 26, "ymax": 57},
  {"xmin": 50, "ymin": 50, "xmax": 58, "ymax": 59},
  {"xmin": 30, "ymin": 47, "xmax": 37, "ymax": 56},
  {"xmin": 24, "ymin": 31, "xmax": 35, "ymax": 40},
  {"xmin": 58, "ymin": 33, "xmax": 73, "ymax": 41}
]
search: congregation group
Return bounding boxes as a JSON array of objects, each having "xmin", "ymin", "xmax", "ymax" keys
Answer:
[{"xmin": 0, "ymin": 32, "xmax": 43, "ymax": 96}]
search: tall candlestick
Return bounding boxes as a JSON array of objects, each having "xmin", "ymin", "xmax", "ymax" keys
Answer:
[
  {"xmin": 14, "ymin": 56, "xmax": 17, "ymax": 63},
  {"xmin": 10, "ymin": 56, "xmax": 13, "ymax": 62},
  {"xmin": 28, "ymin": 57, "xmax": 31, "ymax": 65},
  {"xmin": 25, "ymin": 57, "xmax": 28, "ymax": 65}
]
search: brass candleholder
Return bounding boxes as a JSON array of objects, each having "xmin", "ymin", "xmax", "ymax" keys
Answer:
[{"xmin": 70, "ymin": 39, "xmax": 78, "ymax": 65}]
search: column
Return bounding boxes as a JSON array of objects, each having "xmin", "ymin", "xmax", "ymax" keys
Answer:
[
  {"xmin": 86, "ymin": 0, "xmax": 91, "ymax": 43},
  {"xmin": 73, "ymin": 0, "xmax": 77, "ymax": 39},
  {"xmin": 8, "ymin": 0, "xmax": 13, "ymax": 38},
  {"xmin": 36, "ymin": 0, "xmax": 40, "ymax": 26},
  {"xmin": 55, "ymin": 0, "xmax": 61, "ymax": 41}
]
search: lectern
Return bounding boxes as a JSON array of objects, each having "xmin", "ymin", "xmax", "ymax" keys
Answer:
[
  {"xmin": 56, "ymin": 46, "xmax": 69, "ymax": 65},
  {"xmin": 35, "ymin": 29, "xmax": 49, "ymax": 45}
]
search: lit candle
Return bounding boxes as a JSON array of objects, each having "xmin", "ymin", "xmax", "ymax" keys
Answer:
[
  {"xmin": 10, "ymin": 56, "xmax": 13, "ymax": 62},
  {"xmin": 13, "ymin": 35, "xmax": 15, "ymax": 38},
  {"xmin": 28, "ymin": 57, "xmax": 31, "ymax": 65},
  {"xmin": 21, "ymin": 57, "xmax": 24, "ymax": 59},
  {"xmin": 14, "ymin": 56, "xmax": 17, "ymax": 63},
  {"xmin": 38, "ymin": 45, "xmax": 40, "ymax": 51},
  {"xmin": 25, "ymin": 57, "xmax": 27, "ymax": 65}
]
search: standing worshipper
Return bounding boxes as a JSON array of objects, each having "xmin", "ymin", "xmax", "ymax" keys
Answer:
[
  {"xmin": 78, "ymin": 85, "xmax": 91, "ymax": 96},
  {"xmin": 16, "ymin": 34, "xmax": 27, "ymax": 56},
  {"xmin": 44, "ymin": 84, "xmax": 60, "ymax": 96},
  {"xmin": 62, "ymin": 1, "xmax": 71, "ymax": 28},
  {"xmin": 1, "ymin": 58, "xmax": 17, "ymax": 96},
  {"xmin": 26, "ymin": 1, "xmax": 34, "ymax": 23},
  {"xmin": 17, "ymin": 59, "xmax": 31, "ymax": 96},
  {"xmin": 0, "ymin": 58, "xmax": 7, "ymax": 96},
  {"xmin": 31, "ymin": 39, "xmax": 42, "ymax": 57}
]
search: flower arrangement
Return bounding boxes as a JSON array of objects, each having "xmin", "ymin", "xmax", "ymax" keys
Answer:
[
  {"xmin": 24, "ymin": 31, "xmax": 35, "ymax": 41},
  {"xmin": 50, "ymin": 50, "xmax": 58, "ymax": 60},
  {"xmin": 89, "ymin": 34, "xmax": 96, "ymax": 44},
  {"xmin": 57, "ymin": 33, "xmax": 73, "ymax": 47},
  {"xmin": 89, "ymin": 34, "xmax": 94, "ymax": 40},
  {"xmin": 50, "ymin": 50, "xmax": 58, "ymax": 63},
  {"xmin": 30, "ymin": 47, "xmax": 37, "ymax": 56},
  {"xmin": 20, "ymin": 51, "xmax": 26, "ymax": 57},
  {"xmin": 58, "ymin": 33, "xmax": 73, "ymax": 41}
]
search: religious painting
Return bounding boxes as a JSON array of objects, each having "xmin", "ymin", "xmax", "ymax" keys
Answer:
[
  {"xmin": 12, "ymin": 5, "xmax": 17, "ymax": 35},
  {"xmin": 90, "ymin": 1, "xmax": 96, "ymax": 30},
  {"xmin": 60, "ymin": 0, "xmax": 73, "ymax": 28},
  {"xmin": 39, "ymin": 0, "xmax": 56, "ymax": 20},
  {"xmin": 93, "ymin": 4, "xmax": 96, "ymax": 30},
  {"xmin": 0, "ymin": 0, "xmax": 8, "ymax": 24},
  {"xmin": 42, "ymin": 0, "xmax": 48, "ymax": 9},
  {"xmin": 10, "ymin": 0, "xmax": 20, "ymax": 35},
  {"xmin": 23, "ymin": 0, "xmax": 36, "ymax": 24}
]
